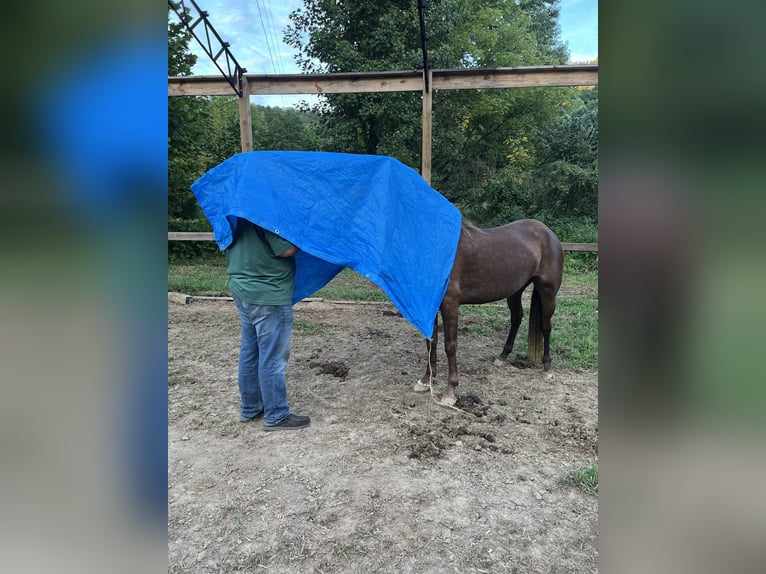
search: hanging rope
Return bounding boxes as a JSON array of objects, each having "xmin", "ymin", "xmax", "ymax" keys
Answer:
[
  {"xmin": 425, "ymin": 335, "xmax": 469, "ymax": 416},
  {"xmin": 417, "ymin": 0, "xmax": 431, "ymax": 93}
]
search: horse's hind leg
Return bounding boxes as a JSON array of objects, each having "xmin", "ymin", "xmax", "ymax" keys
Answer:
[
  {"xmin": 414, "ymin": 316, "xmax": 439, "ymax": 392},
  {"xmin": 495, "ymin": 289, "xmax": 523, "ymax": 366},
  {"xmin": 534, "ymin": 282, "xmax": 558, "ymax": 377},
  {"xmin": 541, "ymin": 292, "xmax": 556, "ymax": 373}
]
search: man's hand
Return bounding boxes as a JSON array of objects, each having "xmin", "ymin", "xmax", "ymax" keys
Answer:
[{"xmin": 279, "ymin": 245, "xmax": 299, "ymax": 258}]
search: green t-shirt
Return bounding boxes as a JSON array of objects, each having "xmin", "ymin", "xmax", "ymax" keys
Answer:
[{"xmin": 225, "ymin": 219, "xmax": 296, "ymax": 305}]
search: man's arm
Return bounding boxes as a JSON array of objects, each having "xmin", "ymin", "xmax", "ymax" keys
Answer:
[{"xmin": 261, "ymin": 227, "xmax": 297, "ymax": 258}]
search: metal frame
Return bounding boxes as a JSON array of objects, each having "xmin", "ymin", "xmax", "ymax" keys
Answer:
[{"xmin": 168, "ymin": 0, "xmax": 247, "ymax": 96}]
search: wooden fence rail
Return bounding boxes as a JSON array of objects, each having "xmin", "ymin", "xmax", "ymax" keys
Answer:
[
  {"xmin": 169, "ymin": 65, "xmax": 599, "ymax": 253},
  {"xmin": 167, "ymin": 232, "xmax": 597, "ymax": 252}
]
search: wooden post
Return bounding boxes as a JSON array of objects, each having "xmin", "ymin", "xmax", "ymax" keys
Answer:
[
  {"xmin": 421, "ymin": 69, "xmax": 433, "ymax": 184},
  {"xmin": 239, "ymin": 76, "xmax": 253, "ymax": 152}
]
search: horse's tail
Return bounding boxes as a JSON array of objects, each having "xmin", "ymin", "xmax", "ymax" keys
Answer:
[{"xmin": 528, "ymin": 286, "xmax": 544, "ymax": 366}]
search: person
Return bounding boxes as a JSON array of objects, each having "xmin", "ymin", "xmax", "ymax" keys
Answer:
[{"xmin": 225, "ymin": 217, "xmax": 310, "ymax": 431}]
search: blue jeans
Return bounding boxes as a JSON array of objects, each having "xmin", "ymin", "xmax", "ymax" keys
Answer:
[{"xmin": 231, "ymin": 293, "xmax": 293, "ymax": 425}]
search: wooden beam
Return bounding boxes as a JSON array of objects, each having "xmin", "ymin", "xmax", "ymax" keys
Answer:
[
  {"xmin": 168, "ymin": 76, "xmax": 236, "ymax": 96},
  {"xmin": 247, "ymin": 71, "xmax": 424, "ymax": 95},
  {"xmin": 168, "ymin": 292, "xmax": 192, "ymax": 305},
  {"xmin": 168, "ymin": 233, "xmax": 598, "ymax": 253},
  {"xmin": 168, "ymin": 232, "xmax": 215, "ymax": 241},
  {"xmin": 432, "ymin": 66, "xmax": 598, "ymax": 90},
  {"xmin": 168, "ymin": 65, "xmax": 598, "ymax": 96},
  {"xmin": 168, "ymin": 71, "xmax": 424, "ymax": 96},
  {"xmin": 561, "ymin": 243, "xmax": 598, "ymax": 252},
  {"xmin": 239, "ymin": 76, "xmax": 253, "ymax": 152}
]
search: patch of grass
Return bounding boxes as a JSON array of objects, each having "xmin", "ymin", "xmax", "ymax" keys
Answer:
[
  {"xmin": 552, "ymin": 295, "xmax": 598, "ymax": 370},
  {"xmin": 245, "ymin": 553, "xmax": 265, "ymax": 569},
  {"xmin": 168, "ymin": 260, "xmax": 229, "ymax": 295},
  {"xmin": 294, "ymin": 320, "xmax": 322, "ymax": 335},
  {"xmin": 458, "ymin": 282, "xmax": 597, "ymax": 371},
  {"xmin": 563, "ymin": 251, "xmax": 598, "ymax": 274},
  {"xmin": 461, "ymin": 305, "xmax": 510, "ymax": 336},
  {"xmin": 314, "ymin": 268, "xmax": 388, "ymax": 302},
  {"xmin": 167, "ymin": 263, "xmax": 388, "ymax": 301},
  {"xmin": 560, "ymin": 462, "xmax": 598, "ymax": 495}
]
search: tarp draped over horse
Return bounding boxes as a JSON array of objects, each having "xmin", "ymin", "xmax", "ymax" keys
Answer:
[{"xmin": 191, "ymin": 151, "xmax": 463, "ymax": 337}]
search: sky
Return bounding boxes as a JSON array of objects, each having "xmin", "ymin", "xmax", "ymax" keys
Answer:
[{"xmin": 172, "ymin": 0, "xmax": 597, "ymax": 107}]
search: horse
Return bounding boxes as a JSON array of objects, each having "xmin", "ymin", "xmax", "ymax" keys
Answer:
[{"xmin": 414, "ymin": 218, "xmax": 564, "ymax": 405}]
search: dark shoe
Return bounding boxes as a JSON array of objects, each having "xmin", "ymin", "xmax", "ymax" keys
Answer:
[
  {"xmin": 240, "ymin": 411, "xmax": 264, "ymax": 423},
  {"xmin": 263, "ymin": 414, "xmax": 310, "ymax": 432}
]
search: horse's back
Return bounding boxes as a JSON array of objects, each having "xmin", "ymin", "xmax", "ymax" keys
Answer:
[
  {"xmin": 506, "ymin": 219, "xmax": 564, "ymax": 289},
  {"xmin": 451, "ymin": 218, "xmax": 563, "ymax": 304},
  {"xmin": 492, "ymin": 219, "xmax": 563, "ymax": 270}
]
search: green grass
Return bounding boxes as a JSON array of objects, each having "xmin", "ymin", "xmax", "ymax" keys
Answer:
[
  {"xmin": 559, "ymin": 462, "xmax": 598, "ymax": 495},
  {"xmin": 168, "ymin": 259, "xmax": 229, "ymax": 295},
  {"xmin": 458, "ymin": 281, "xmax": 598, "ymax": 371},
  {"xmin": 294, "ymin": 320, "xmax": 322, "ymax": 335},
  {"xmin": 314, "ymin": 268, "xmax": 388, "ymax": 302},
  {"xmin": 168, "ymin": 259, "xmax": 597, "ymax": 369},
  {"xmin": 167, "ymin": 261, "xmax": 387, "ymax": 300}
]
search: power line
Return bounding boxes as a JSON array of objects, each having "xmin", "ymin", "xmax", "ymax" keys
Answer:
[{"xmin": 253, "ymin": 0, "xmax": 287, "ymax": 106}]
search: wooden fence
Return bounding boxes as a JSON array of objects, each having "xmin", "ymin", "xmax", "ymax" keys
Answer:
[
  {"xmin": 168, "ymin": 232, "xmax": 597, "ymax": 253},
  {"xmin": 168, "ymin": 65, "xmax": 598, "ymax": 252}
]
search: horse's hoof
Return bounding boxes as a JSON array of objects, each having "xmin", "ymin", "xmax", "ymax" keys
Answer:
[
  {"xmin": 494, "ymin": 357, "xmax": 518, "ymax": 370},
  {"xmin": 543, "ymin": 371, "xmax": 555, "ymax": 382},
  {"xmin": 438, "ymin": 394, "xmax": 457, "ymax": 406},
  {"xmin": 413, "ymin": 380, "xmax": 430, "ymax": 393}
]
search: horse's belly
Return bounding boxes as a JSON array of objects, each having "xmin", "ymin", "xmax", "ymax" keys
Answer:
[
  {"xmin": 457, "ymin": 276, "xmax": 531, "ymax": 305},
  {"xmin": 459, "ymin": 292, "xmax": 507, "ymax": 305}
]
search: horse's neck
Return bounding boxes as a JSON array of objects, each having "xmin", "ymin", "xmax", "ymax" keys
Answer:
[{"xmin": 460, "ymin": 222, "xmax": 490, "ymax": 252}]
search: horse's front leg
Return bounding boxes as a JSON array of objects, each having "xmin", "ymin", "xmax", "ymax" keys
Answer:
[
  {"xmin": 414, "ymin": 316, "xmax": 439, "ymax": 392},
  {"xmin": 440, "ymin": 302, "xmax": 460, "ymax": 406}
]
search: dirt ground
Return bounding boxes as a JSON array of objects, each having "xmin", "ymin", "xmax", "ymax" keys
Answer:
[{"xmin": 168, "ymin": 297, "xmax": 598, "ymax": 573}]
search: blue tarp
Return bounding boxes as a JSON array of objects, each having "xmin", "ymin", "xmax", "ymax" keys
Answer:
[{"xmin": 191, "ymin": 151, "xmax": 462, "ymax": 337}]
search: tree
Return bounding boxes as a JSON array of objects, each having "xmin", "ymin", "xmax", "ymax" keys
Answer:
[
  {"xmin": 285, "ymin": 0, "xmax": 573, "ymax": 207},
  {"xmin": 462, "ymin": 86, "xmax": 598, "ymax": 233},
  {"xmin": 531, "ymin": 85, "xmax": 598, "ymax": 219},
  {"xmin": 168, "ymin": 3, "xmax": 210, "ymax": 220},
  {"xmin": 252, "ymin": 106, "xmax": 323, "ymax": 151},
  {"xmin": 204, "ymin": 97, "xmax": 241, "ymax": 165}
]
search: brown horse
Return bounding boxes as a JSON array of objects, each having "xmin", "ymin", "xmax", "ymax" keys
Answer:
[{"xmin": 414, "ymin": 218, "xmax": 564, "ymax": 405}]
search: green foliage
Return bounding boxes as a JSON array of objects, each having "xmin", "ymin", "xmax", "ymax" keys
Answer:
[
  {"xmin": 559, "ymin": 462, "xmax": 599, "ymax": 495},
  {"xmin": 459, "ymin": 86, "xmax": 598, "ymax": 228},
  {"xmin": 284, "ymin": 0, "xmax": 571, "ymax": 164},
  {"xmin": 252, "ymin": 106, "xmax": 324, "ymax": 151},
  {"xmin": 168, "ymin": 5, "xmax": 210, "ymax": 219},
  {"xmin": 313, "ymin": 269, "xmax": 389, "ymax": 302},
  {"xmin": 205, "ymin": 97, "xmax": 242, "ymax": 164}
]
